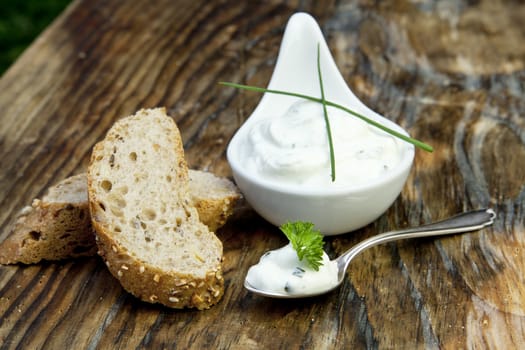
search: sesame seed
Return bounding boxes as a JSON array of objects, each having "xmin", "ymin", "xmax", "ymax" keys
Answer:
[
  {"xmin": 20, "ymin": 206, "xmax": 33, "ymax": 215},
  {"xmin": 169, "ymin": 297, "xmax": 179, "ymax": 303},
  {"xmin": 153, "ymin": 274, "xmax": 160, "ymax": 283},
  {"xmin": 139, "ymin": 266, "xmax": 145, "ymax": 273},
  {"xmin": 121, "ymin": 265, "xmax": 129, "ymax": 270},
  {"xmin": 117, "ymin": 270, "xmax": 123, "ymax": 277}
]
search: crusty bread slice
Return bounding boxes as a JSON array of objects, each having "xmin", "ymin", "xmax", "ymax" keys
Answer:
[
  {"xmin": 88, "ymin": 108, "xmax": 224, "ymax": 309},
  {"xmin": 0, "ymin": 174, "xmax": 95, "ymax": 264},
  {"xmin": 188, "ymin": 169, "xmax": 241, "ymax": 232},
  {"xmin": 0, "ymin": 170, "xmax": 239, "ymax": 265}
]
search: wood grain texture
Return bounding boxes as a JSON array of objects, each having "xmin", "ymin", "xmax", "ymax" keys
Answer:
[{"xmin": 0, "ymin": 0, "xmax": 524, "ymax": 348}]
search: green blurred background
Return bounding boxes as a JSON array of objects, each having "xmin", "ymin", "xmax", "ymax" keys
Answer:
[{"xmin": 0, "ymin": 0, "xmax": 71, "ymax": 75}]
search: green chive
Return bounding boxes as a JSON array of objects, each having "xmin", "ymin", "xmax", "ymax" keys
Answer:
[
  {"xmin": 316, "ymin": 43, "xmax": 336, "ymax": 181},
  {"xmin": 219, "ymin": 81, "xmax": 433, "ymax": 153}
]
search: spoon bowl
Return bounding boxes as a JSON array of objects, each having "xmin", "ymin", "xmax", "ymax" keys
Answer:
[
  {"xmin": 227, "ymin": 13, "xmax": 415, "ymax": 235},
  {"xmin": 244, "ymin": 209, "xmax": 496, "ymax": 298}
]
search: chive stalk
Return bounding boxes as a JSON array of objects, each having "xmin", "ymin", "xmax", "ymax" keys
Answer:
[
  {"xmin": 316, "ymin": 43, "xmax": 336, "ymax": 181},
  {"xmin": 219, "ymin": 81, "xmax": 433, "ymax": 153}
]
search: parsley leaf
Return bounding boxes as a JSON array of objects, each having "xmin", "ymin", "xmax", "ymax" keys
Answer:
[{"xmin": 280, "ymin": 221, "xmax": 325, "ymax": 271}]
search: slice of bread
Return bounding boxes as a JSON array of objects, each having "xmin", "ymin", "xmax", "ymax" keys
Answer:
[
  {"xmin": 88, "ymin": 108, "xmax": 224, "ymax": 309},
  {"xmin": 188, "ymin": 169, "xmax": 241, "ymax": 232},
  {"xmin": 0, "ymin": 171, "xmax": 239, "ymax": 265},
  {"xmin": 0, "ymin": 174, "xmax": 95, "ymax": 264}
]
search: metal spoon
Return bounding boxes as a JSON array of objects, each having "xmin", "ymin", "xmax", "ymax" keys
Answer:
[{"xmin": 244, "ymin": 208, "xmax": 496, "ymax": 298}]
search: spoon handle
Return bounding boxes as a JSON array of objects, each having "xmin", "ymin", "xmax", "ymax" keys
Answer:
[
  {"xmin": 339, "ymin": 209, "xmax": 496, "ymax": 268},
  {"xmin": 394, "ymin": 208, "xmax": 496, "ymax": 234}
]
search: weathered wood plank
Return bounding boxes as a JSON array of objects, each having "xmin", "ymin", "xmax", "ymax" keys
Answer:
[{"xmin": 0, "ymin": 0, "xmax": 523, "ymax": 348}]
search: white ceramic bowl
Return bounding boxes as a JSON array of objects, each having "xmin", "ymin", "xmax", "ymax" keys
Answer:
[{"xmin": 227, "ymin": 13, "xmax": 414, "ymax": 235}]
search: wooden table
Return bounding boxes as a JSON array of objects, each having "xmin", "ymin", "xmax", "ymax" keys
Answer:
[{"xmin": 1, "ymin": 0, "xmax": 524, "ymax": 348}]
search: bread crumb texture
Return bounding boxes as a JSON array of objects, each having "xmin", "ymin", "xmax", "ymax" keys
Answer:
[{"xmin": 88, "ymin": 108, "xmax": 224, "ymax": 310}]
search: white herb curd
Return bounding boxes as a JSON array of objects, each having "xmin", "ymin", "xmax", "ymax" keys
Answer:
[
  {"xmin": 239, "ymin": 100, "xmax": 404, "ymax": 188},
  {"xmin": 245, "ymin": 243, "xmax": 338, "ymax": 295}
]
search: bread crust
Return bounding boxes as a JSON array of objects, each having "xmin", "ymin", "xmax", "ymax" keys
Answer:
[
  {"xmin": 188, "ymin": 170, "xmax": 241, "ymax": 232},
  {"xmin": 93, "ymin": 223, "xmax": 224, "ymax": 309},
  {"xmin": 87, "ymin": 108, "xmax": 224, "ymax": 310}
]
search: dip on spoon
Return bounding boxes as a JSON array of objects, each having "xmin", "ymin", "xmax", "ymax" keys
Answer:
[
  {"xmin": 245, "ymin": 209, "xmax": 496, "ymax": 298},
  {"xmin": 245, "ymin": 243, "xmax": 339, "ymax": 295}
]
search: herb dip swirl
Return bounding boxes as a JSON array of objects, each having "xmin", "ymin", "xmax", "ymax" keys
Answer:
[{"xmin": 240, "ymin": 100, "xmax": 404, "ymax": 188}]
